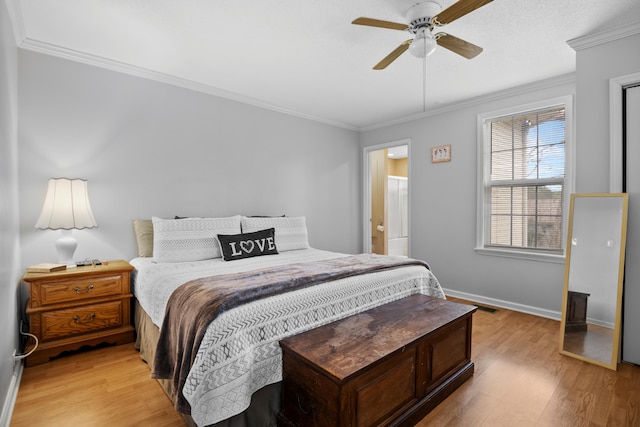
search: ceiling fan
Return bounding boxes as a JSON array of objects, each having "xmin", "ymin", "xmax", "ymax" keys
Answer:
[{"xmin": 352, "ymin": 0, "xmax": 493, "ymax": 70}]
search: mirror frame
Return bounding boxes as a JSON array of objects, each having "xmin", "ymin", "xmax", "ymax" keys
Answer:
[{"xmin": 559, "ymin": 193, "xmax": 628, "ymax": 370}]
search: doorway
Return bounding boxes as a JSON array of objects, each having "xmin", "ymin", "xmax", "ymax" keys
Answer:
[
  {"xmin": 363, "ymin": 140, "xmax": 410, "ymax": 256},
  {"xmin": 609, "ymin": 72, "xmax": 640, "ymax": 364},
  {"xmin": 622, "ymin": 83, "xmax": 640, "ymax": 364}
]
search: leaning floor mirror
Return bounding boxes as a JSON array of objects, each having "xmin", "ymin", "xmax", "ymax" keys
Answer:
[{"xmin": 559, "ymin": 193, "xmax": 628, "ymax": 370}]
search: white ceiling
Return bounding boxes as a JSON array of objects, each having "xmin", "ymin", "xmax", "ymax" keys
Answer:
[{"xmin": 8, "ymin": 0, "xmax": 640, "ymax": 130}]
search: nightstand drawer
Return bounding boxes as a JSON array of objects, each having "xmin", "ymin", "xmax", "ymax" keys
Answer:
[
  {"xmin": 37, "ymin": 273, "xmax": 124, "ymax": 306},
  {"xmin": 40, "ymin": 300, "xmax": 124, "ymax": 341}
]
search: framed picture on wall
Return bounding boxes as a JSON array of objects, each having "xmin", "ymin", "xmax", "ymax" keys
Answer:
[{"xmin": 431, "ymin": 144, "xmax": 451, "ymax": 163}]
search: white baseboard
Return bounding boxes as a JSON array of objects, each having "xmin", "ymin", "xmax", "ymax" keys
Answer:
[
  {"xmin": 0, "ymin": 361, "xmax": 23, "ymax": 427},
  {"xmin": 587, "ymin": 318, "xmax": 614, "ymax": 329},
  {"xmin": 443, "ymin": 288, "xmax": 562, "ymax": 321}
]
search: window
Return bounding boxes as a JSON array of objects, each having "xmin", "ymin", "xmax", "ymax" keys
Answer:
[{"xmin": 477, "ymin": 96, "xmax": 573, "ymax": 261}]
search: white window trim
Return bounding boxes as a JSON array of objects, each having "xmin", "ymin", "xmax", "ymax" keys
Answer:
[{"xmin": 475, "ymin": 95, "xmax": 575, "ymax": 263}]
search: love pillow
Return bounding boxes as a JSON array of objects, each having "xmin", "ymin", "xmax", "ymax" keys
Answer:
[{"xmin": 217, "ymin": 228, "xmax": 279, "ymax": 261}]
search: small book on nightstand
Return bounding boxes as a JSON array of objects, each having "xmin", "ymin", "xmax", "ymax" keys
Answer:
[{"xmin": 25, "ymin": 263, "xmax": 67, "ymax": 273}]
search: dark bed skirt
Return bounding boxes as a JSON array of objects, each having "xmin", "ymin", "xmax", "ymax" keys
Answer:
[{"xmin": 134, "ymin": 300, "xmax": 281, "ymax": 427}]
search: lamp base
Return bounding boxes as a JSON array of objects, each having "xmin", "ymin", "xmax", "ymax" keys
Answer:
[{"xmin": 55, "ymin": 230, "xmax": 78, "ymax": 268}]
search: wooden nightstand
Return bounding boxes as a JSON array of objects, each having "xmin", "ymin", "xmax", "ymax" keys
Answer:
[
  {"xmin": 565, "ymin": 290, "xmax": 590, "ymax": 333},
  {"xmin": 24, "ymin": 260, "xmax": 135, "ymax": 366}
]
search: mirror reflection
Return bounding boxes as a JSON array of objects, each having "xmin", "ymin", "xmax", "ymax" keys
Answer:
[{"xmin": 560, "ymin": 193, "xmax": 628, "ymax": 370}]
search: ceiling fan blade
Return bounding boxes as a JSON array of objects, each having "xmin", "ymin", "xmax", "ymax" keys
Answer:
[
  {"xmin": 433, "ymin": 0, "xmax": 493, "ymax": 26},
  {"xmin": 352, "ymin": 17, "xmax": 408, "ymax": 31},
  {"xmin": 373, "ymin": 39, "xmax": 412, "ymax": 70},
  {"xmin": 436, "ymin": 33, "xmax": 483, "ymax": 59}
]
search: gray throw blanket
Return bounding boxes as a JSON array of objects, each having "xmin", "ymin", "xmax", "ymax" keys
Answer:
[{"xmin": 152, "ymin": 253, "xmax": 430, "ymax": 414}]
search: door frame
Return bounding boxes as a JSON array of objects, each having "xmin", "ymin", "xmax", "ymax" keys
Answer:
[
  {"xmin": 362, "ymin": 138, "xmax": 411, "ymax": 254},
  {"xmin": 609, "ymin": 72, "xmax": 640, "ymax": 364},
  {"xmin": 609, "ymin": 71, "xmax": 640, "ymax": 192}
]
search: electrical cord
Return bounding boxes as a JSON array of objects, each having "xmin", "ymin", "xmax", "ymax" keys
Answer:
[{"xmin": 14, "ymin": 320, "xmax": 38, "ymax": 361}]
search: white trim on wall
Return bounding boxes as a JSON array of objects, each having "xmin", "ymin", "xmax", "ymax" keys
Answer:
[
  {"xmin": 609, "ymin": 72, "xmax": 640, "ymax": 192},
  {"xmin": 568, "ymin": 21, "xmax": 640, "ymax": 52},
  {"xmin": 15, "ymin": 37, "xmax": 360, "ymax": 132},
  {"xmin": 362, "ymin": 139, "xmax": 411, "ymax": 255},
  {"xmin": 0, "ymin": 363, "xmax": 22, "ymax": 427},
  {"xmin": 443, "ymin": 288, "xmax": 561, "ymax": 321},
  {"xmin": 362, "ymin": 74, "xmax": 576, "ymax": 132}
]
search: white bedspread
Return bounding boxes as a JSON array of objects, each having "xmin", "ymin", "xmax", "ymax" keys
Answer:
[{"xmin": 131, "ymin": 249, "xmax": 445, "ymax": 426}]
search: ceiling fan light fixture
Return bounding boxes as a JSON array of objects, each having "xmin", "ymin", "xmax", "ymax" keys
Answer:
[
  {"xmin": 352, "ymin": 0, "xmax": 489, "ymax": 69},
  {"xmin": 409, "ymin": 30, "xmax": 437, "ymax": 58}
]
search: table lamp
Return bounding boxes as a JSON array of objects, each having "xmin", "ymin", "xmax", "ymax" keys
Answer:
[{"xmin": 35, "ymin": 178, "xmax": 98, "ymax": 267}]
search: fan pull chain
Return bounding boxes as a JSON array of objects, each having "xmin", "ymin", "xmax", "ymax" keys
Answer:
[{"xmin": 422, "ymin": 51, "xmax": 427, "ymax": 112}]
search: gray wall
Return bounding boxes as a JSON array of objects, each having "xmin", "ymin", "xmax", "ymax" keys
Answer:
[
  {"xmin": 573, "ymin": 32, "xmax": 640, "ymax": 361},
  {"xmin": 360, "ymin": 30, "xmax": 640, "ymax": 317},
  {"xmin": 575, "ymin": 32, "xmax": 640, "ymax": 192},
  {"xmin": 17, "ymin": 50, "xmax": 362, "ymax": 269},
  {"xmin": 361, "ymin": 80, "xmax": 574, "ymax": 317},
  {"xmin": 0, "ymin": 0, "xmax": 20, "ymax": 423}
]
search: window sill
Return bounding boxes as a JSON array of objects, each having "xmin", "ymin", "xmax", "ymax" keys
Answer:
[{"xmin": 474, "ymin": 247, "xmax": 565, "ymax": 264}]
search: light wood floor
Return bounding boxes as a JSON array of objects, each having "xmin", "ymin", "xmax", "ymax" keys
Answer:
[
  {"xmin": 11, "ymin": 300, "xmax": 640, "ymax": 427},
  {"xmin": 563, "ymin": 324, "xmax": 615, "ymax": 365}
]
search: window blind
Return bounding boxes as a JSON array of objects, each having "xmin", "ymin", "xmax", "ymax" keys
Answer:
[{"xmin": 487, "ymin": 107, "xmax": 565, "ymax": 251}]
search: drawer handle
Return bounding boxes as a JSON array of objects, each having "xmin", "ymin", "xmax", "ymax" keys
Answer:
[
  {"xmin": 296, "ymin": 393, "xmax": 313, "ymax": 416},
  {"xmin": 73, "ymin": 284, "xmax": 94, "ymax": 294},
  {"xmin": 73, "ymin": 313, "xmax": 96, "ymax": 324}
]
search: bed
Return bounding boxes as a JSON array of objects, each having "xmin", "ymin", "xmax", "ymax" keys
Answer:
[{"xmin": 130, "ymin": 215, "xmax": 445, "ymax": 427}]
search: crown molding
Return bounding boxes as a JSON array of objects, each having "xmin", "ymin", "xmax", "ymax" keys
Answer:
[
  {"xmin": 361, "ymin": 73, "xmax": 576, "ymax": 132},
  {"xmin": 567, "ymin": 20, "xmax": 640, "ymax": 51},
  {"xmin": 17, "ymin": 37, "xmax": 361, "ymax": 132},
  {"xmin": 15, "ymin": 36, "xmax": 578, "ymax": 134},
  {"xmin": 14, "ymin": 35, "xmax": 579, "ymax": 134},
  {"xmin": 8, "ymin": 0, "xmax": 639, "ymax": 133}
]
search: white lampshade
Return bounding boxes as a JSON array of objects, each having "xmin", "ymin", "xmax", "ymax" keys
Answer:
[
  {"xmin": 35, "ymin": 178, "xmax": 97, "ymax": 230},
  {"xmin": 35, "ymin": 178, "xmax": 98, "ymax": 267}
]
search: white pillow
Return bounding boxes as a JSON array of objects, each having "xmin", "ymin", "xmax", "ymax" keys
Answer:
[
  {"xmin": 241, "ymin": 216, "xmax": 310, "ymax": 252},
  {"xmin": 152, "ymin": 216, "xmax": 241, "ymax": 262}
]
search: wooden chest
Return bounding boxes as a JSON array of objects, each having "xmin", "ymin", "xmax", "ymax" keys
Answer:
[{"xmin": 277, "ymin": 294, "xmax": 477, "ymax": 427}]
